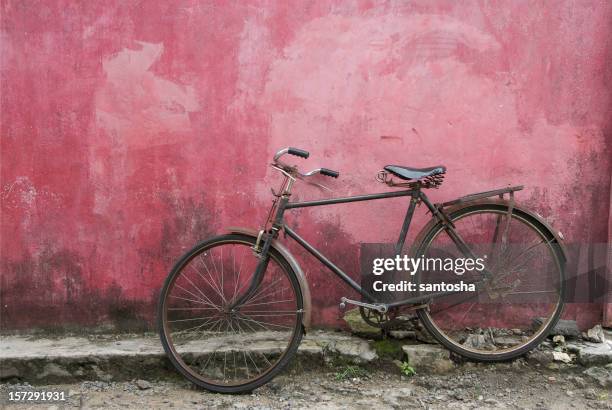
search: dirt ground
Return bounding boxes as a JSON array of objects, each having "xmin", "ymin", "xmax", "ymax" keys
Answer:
[{"xmin": 2, "ymin": 364, "xmax": 610, "ymax": 410}]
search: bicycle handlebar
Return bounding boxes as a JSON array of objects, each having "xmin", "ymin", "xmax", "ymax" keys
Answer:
[
  {"xmin": 287, "ymin": 147, "xmax": 310, "ymax": 159},
  {"xmin": 273, "ymin": 147, "xmax": 340, "ymax": 179},
  {"xmin": 320, "ymin": 168, "xmax": 339, "ymax": 178},
  {"xmin": 273, "ymin": 147, "xmax": 309, "ymax": 161}
]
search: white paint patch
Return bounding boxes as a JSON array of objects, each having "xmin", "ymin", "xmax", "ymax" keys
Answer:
[{"xmin": 95, "ymin": 41, "xmax": 200, "ymax": 148}]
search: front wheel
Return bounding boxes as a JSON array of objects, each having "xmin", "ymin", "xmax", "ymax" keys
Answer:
[
  {"xmin": 414, "ymin": 202, "xmax": 565, "ymax": 361},
  {"xmin": 158, "ymin": 234, "xmax": 304, "ymax": 393}
]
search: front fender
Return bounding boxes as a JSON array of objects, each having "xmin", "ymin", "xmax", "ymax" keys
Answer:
[{"xmin": 226, "ymin": 227, "xmax": 312, "ymax": 330}]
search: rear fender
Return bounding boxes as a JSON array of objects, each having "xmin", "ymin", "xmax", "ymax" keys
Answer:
[
  {"xmin": 412, "ymin": 199, "xmax": 568, "ymax": 263},
  {"xmin": 226, "ymin": 227, "xmax": 312, "ymax": 330}
]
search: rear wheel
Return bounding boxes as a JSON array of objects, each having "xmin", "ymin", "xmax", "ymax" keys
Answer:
[
  {"xmin": 414, "ymin": 203, "xmax": 565, "ymax": 361},
  {"xmin": 158, "ymin": 234, "xmax": 304, "ymax": 393}
]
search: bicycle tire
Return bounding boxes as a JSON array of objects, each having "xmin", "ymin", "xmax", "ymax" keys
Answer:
[
  {"xmin": 413, "ymin": 201, "xmax": 565, "ymax": 361},
  {"xmin": 158, "ymin": 233, "xmax": 304, "ymax": 393}
]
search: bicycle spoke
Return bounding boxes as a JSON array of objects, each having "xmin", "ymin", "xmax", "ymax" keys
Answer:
[
  {"xmin": 168, "ymin": 316, "xmax": 221, "ymax": 323},
  {"xmin": 241, "ymin": 279, "xmax": 285, "ymax": 305},
  {"xmin": 179, "ymin": 273, "xmax": 220, "ymax": 308},
  {"xmin": 239, "ymin": 313, "xmax": 298, "ymax": 318},
  {"xmin": 193, "ymin": 258, "xmax": 227, "ymax": 304},
  {"xmin": 240, "ymin": 309, "xmax": 298, "ymax": 314},
  {"xmin": 220, "ymin": 246, "xmax": 224, "ymax": 299},
  {"xmin": 241, "ymin": 286, "xmax": 289, "ymax": 307},
  {"xmin": 234, "ymin": 318, "xmax": 261, "ymax": 374},
  {"xmin": 451, "ymin": 301, "xmax": 476, "ymax": 332},
  {"xmin": 231, "ymin": 247, "xmax": 246, "ymax": 302},
  {"xmin": 171, "ymin": 316, "xmax": 222, "ymax": 336},
  {"xmin": 235, "ymin": 315, "xmax": 273, "ymax": 367},
  {"xmin": 241, "ymin": 299, "xmax": 294, "ymax": 308},
  {"xmin": 507, "ymin": 238, "xmax": 554, "ymax": 273},
  {"xmin": 169, "ymin": 294, "xmax": 218, "ymax": 308},
  {"xmin": 237, "ymin": 313, "xmax": 294, "ymax": 330},
  {"xmin": 505, "ymin": 290, "xmax": 557, "ymax": 295}
]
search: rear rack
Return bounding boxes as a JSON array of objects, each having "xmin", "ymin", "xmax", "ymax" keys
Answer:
[{"xmin": 439, "ymin": 185, "xmax": 524, "ymax": 208}]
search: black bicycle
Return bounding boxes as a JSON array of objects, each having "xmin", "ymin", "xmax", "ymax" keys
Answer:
[{"xmin": 158, "ymin": 147, "xmax": 566, "ymax": 393}]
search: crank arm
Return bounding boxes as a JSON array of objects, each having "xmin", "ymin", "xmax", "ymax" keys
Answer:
[{"xmin": 339, "ymin": 297, "xmax": 388, "ymax": 313}]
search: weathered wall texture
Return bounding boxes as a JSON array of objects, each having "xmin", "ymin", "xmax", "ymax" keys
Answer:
[{"xmin": 1, "ymin": 1, "xmax": 611, "ymax": 331}]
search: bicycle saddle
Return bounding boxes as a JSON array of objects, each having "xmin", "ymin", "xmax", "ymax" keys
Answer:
[{"xmin": 384, "ymin": 165, "xmax": 446, "ymax": 180}]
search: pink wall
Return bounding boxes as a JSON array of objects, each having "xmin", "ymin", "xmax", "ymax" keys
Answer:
[{"xmin": 1, "ymin": 1, "xmax": 611, "ymax": 331}]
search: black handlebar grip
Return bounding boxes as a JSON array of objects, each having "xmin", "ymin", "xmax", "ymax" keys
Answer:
[
  {"xmin": 287, "ymin": 147, "xmax": 310, "ymax": 159},
  {"xmin": 320, "ymin": 168, "xmax": 340, "ymax": 178}
]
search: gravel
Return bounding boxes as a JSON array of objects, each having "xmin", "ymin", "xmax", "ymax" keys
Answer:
[{"xmin": 2, "ymin": 365, "xmax": 610, "ymax": 409}]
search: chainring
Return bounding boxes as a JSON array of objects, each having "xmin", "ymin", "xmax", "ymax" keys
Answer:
[{"xmin": 359, "ymin": 306, "xmax": 410, "ymax": 329}]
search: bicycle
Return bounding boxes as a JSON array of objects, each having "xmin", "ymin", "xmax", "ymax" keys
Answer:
[{"xmin": 158, "ymin": 147, "xmax": 566, "ymax": 393}]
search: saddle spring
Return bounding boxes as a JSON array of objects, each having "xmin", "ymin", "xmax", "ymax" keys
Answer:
[
  {"xmin": 376, "ymin": 170, "xmax": 445, "ymax": 189},
  {"xmin": 421, "ymin": 173, "xmax": 445, "ymax": 189}
]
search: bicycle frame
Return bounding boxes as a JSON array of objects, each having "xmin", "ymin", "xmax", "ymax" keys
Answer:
[
  {"xmin": 285, "ymin": 188, "xmax": 424, "ymax": 303},
  {"xmin": 230, "ymin": 169, "xmax": 520, "ymax": 311},
  {"xmin": 283, "ymin": 188, "xmax": 483, "ymax": 308}
]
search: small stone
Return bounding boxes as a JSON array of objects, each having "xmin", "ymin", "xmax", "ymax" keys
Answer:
[
  {"xmin": 453, "ymin": 391, "xmax": 467, "ymax": 400},
  {"xmin": 583, "ymin": 325, "xmax": 605, "ymax": 343},
  {"xmin": 584, "ymin": 388, "xmax": 598, "ymax": 400},
  {"xmin": 583, "ymin": 366, "xmax": 612, "ymax": 388},
  {"xmin": 527, "ymin": 349, "xmax": 553, "ymax": 365},
  {"xmin": 552, "ymin": 351, "xmax": 572, "ymax": 363},
  {"xmin": 534, "ymin": 318, "xmax": 580, "ymax": 338},
  {"xmin": 548, "ymin": 376, "xmax": 556, "ymax": 382},
  {"xmin": 576, "ymin": 342, "xmax": 612, "ymax": 366},
  {"xmin": 0, "ymin": 365, "xmax": 20, "ymax": 379},
  {"xmin": 402, "ymin": 344, "xmax": 454, "ymax": 374},
  {"xmin": 552, "ymin": 335, "xmax": 565, "ymax": 345},
  {"xmin": 389, "ymin": 330, "xmax": 416, "ymax": 340},
  {"xmin": 91, "ymin": 365, "xmax": 113, "ymax": 382},
  {"xmin": 566, "ymin": 390, "xmax": 574, "ymax": 397},
  {"xmin": 37, "ymin": 363, "xmax": 71, "ymax": 380},
  {"xmin": 135, "ymin": 379, "xmax": 152, "ymax": 390},
  {"xmin": 342, "ymin": 308, "xmax": 380, "ymax": 337},
  {"xmin": 383, "ymin": 387, "xmax": 416, "ymax": 406},
  {"xmin": 463, "ymin": 334, "xmax": 490, "ymax": 349},
  {"xmin": 569, "ymin": 376, "xmax": 586, "ymax": 388},
  {"xmin": 415, "ymin": 327, "xmax": 438, "ymax": 344}
]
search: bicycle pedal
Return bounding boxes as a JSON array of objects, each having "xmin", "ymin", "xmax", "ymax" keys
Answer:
[{"xmin": 339, "ymin": 297, "xmax": 387, "ymax": 313}]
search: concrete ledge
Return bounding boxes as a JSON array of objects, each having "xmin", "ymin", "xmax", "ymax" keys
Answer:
[
  {"xmin": 3, "ymin": 329, "xmax": 612, "ymax": 385},
  {"xmin": 0, "ymin": 330, "xmax": 378, "ymax": 384}
]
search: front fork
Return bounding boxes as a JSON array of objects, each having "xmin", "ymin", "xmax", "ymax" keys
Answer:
[
  {"xmin": 229, "ymin": 176, "xmax": 293, "ymax": 310},
  {"xmin": 228, "ymin": 227, "xmax": 278, "ymax": 309}
]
